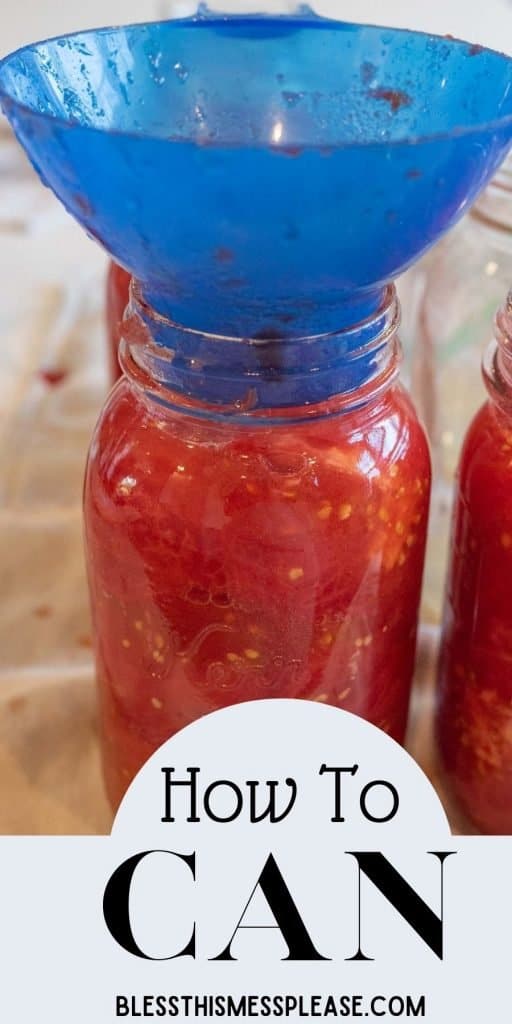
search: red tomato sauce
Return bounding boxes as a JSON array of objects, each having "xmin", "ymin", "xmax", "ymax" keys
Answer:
[
  {"xmin": 437, "ymin": 400, "xmax": 512, "ymax": 833},
  {"xmin": 85, "ymin": 378, "xmax": 430, "ymax": 809}
]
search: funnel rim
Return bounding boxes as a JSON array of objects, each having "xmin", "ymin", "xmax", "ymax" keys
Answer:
[{"xmin": 2, "ymin": 15, "xmax": 512, "ymax": 151}]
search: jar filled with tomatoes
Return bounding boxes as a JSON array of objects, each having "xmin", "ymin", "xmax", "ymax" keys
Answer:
[
  {"xmin": 400, "ymin": 157, "xmax": 512, "ymax": 623},
  {"xmin": 85, "ymin": 281, "xmax": 431, "ymax": 809},
  {"xmin": 437, "ymin": 289, "xmax": 512, "ymax": 833}
]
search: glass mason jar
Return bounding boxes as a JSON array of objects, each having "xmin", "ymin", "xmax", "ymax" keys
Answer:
[
  {"xmin": 437, "ymin": 290, "xmax": 512, "ymax": 834},
  {"xmin": 106, "ymin": 262, "xmax": 131, "ymax": 384},
  {"xmin": 401, "ymin": 158, "xmax": 512, "ymax": 621},
  {"xmin": 85, "ymin": 282, "xmax": 431, "ymax": 810}
]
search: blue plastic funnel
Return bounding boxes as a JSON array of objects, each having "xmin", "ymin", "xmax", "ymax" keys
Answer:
[{"xmin": 1, "ymin": 9, "xmax": 512, "ymax": 337}]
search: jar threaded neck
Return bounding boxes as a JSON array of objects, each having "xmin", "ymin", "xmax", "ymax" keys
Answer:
[
  {"xmin": 118, "ymin": 279, "xmax": 402, "ymax": 420},
  {"xmin": 483, "ymin": 288, "xmax": 512, "ymax": 411}
]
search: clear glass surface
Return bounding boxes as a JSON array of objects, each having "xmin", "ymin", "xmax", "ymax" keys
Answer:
[{"xmin": 437, "ymin": 318, "xmax": 512, "ymax": 833}]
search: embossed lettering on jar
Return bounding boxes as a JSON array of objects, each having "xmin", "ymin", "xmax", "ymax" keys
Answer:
[{"xmin": 85, "ymin": 283, "xmax": 430, "ymax": 809}]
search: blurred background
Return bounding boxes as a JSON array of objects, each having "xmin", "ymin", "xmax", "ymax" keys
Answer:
[
  {"xmin": 0, "ymin": 0, "xmax": 511, "ymax": 54},
  {"xmin": 0, "ymin": 0, "xmax": 511, "ymax": 833}
]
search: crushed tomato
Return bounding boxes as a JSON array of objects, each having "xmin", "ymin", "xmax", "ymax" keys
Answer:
[
  {"xmin": 437, "ymin": 399, "xmax": 512, "ymax": 833},
  {"xmin": 85, "ymin": 379, "xmax": 430, "ymax": 809}
]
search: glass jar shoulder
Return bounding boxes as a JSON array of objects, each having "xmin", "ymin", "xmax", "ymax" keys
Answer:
[
  {"xmin": 85, "ymin": 379, "xmax": 429, "ymax": 513},
  {"xmin": 456, "ymin": 400, "xmax": 512, "ymax": 522}
]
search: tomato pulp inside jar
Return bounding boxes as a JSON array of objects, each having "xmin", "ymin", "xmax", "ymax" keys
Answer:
[
  {"xmin": 85, "ymin": 308, "xmax": 430, "ymax": 807},
  {"xmin": 106, "ymin": 262, "xmax": 131, "ymax": 383},
  {"xmin": 437, "ymin": 399, "xmax": 512, "ymax": 833}
]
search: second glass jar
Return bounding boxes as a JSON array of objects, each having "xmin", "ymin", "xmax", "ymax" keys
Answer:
[
  {"xmin": 400, "ymin": 157, "xmax": 512, "ymax": 622},
  {"xmin": 85, "ymin": 283, "xmax": 431, "ymax": 809},
  {"xmin": 436, "ymin": 291, "xmax": 512, "ymax": 834}
]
